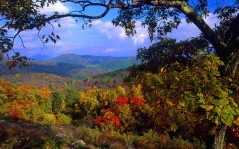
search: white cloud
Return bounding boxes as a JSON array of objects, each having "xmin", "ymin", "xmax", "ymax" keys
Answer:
[
  {"xmin": 92, "ymin": 20, "xmax": 121, "ymax": 39},
  {"xmin": 119, "ymin": 29, "xmax": 127, "ymax": 40},
  {"xmin": 40, "ymin": 2, "xmax": 69, "ymax": 14},
  {"xmin": 103, "ymin": 48, "xmax": 117, "ymax": 53},
  {"xmin": 168, "ymin": 13, "xmax": 219, "ymax": 40},
  {"xmin": 91, "ymin": 20, "xmax": 149, "ymax": 45},
  {"xmin": 168, "ymin": 19, "xmax": 200, "ymax": 40},
  {"xmin": 132, "ymin": 33, "xmax": 147, "ymax": 45},
  {"xmin": 52, "ymin": 17, "xmax": 78, "ymax": 30},
  {"xmin": 132, "ymin": 21, "xmax": 148, "ymax": 45},
  {"xmin": 92, "ymin": 20, "xmax": 130, "ymax": 40},
  {"xmin": 204, "ymin": 13, "xmax": 219, "ymax": 28},
  {"xmin": 14, "ymin": 13, "xmax": 221, "ymax": 58}
]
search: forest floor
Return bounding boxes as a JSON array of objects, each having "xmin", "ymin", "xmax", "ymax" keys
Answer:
[{"xmin": 0, "ymin": 116, "xmax": 131, "ymax": 149}]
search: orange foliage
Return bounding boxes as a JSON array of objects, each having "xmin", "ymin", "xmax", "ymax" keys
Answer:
[
  {"xmin": 5, "ymin": 86, "xmax": 17, "ymax": 99},
  {"xmin": 0, "ymin": 80, "xmax": 9, "ymax": 87},
  {"xmin": 10, "ymin": 108, "xmax": 21, "ymax": 119},
  {"xmin": 16, "ymin": 99, "xmax": 30, "ymax": 109},
  {"xmin": 130, "ymin": 96, "xmax": 146, "ymax": 107},
  {"xmin": 40, "ymin": 87, "xmax": 51, "ymax": 94},
  {"xmin": 55, "ymin": 119, "xmax": 60, "ymax": 125},
  {"xmin": 40, "ymin": 87, "xmax": 52, "ymax": 100},
  {"xmin": 18, "ymin": 85, "xmax": 31, "ymax": 91}
]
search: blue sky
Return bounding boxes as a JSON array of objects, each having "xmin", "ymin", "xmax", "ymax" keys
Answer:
[{"xmin": 13, "ymin": 1, "xmax": 218, "ymax": 57}]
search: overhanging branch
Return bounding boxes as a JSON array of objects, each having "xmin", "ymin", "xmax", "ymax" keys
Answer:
[{"xmin": 175, "ymin": 2, "xmax": 228, "ymax": 57}]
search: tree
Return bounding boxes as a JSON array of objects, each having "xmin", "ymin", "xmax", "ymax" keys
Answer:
[
  {"xmin": 0, "ymin": 0, "xmax": 59, "ymax": 67},
  {"xmin": 51, "ymin": 89, "xmax": 64, "ymax": 114},
  {"xmin": 1, "ymin": 1, "xmax": 239, "ymax": 73},
  {"xmin": 1, "ymin": 0, "xmax": 239, "ymax": 148},
  {"xmin": 132, "ymin": 50, "xmax": 239, "ymax": 147},
  {"xmin": 126, "ymin": 36, "xmax": 211, "ymax": 81}
]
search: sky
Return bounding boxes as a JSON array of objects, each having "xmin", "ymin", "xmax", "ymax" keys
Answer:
[{"xmin": 13, "ymin": 1, "xmax": 219, "ymax": 58}]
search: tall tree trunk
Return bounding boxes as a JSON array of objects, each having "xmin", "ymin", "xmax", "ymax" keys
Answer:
[
  {"xmin": 214, "ymin": 124, "xmax": 227, "ymax": 149},
  {"xmin": 214, "ymin": 48, "xmax": 239, "ymax": 149}
]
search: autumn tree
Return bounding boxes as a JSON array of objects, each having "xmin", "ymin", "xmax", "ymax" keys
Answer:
[{"xmin": 132, "ymin": 50, "xmax": 239, "ymax": 147}]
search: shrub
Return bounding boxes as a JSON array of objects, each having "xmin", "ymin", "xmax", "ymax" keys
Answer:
[
  {"xmin": 41, "ymin": 114, "xmax": 56, "ymax": 125},
  {"xmin": 94, "ymin": 109, "xmax": 120, "ymax": 131},
  {"xmin": 57, "ymin": 113, "xmax": 72, "ymax": 125}
]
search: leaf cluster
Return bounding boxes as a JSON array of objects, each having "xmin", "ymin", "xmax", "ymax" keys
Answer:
[
  {"xmin": 126, "ymin": 36, "xmax": 211, "ymax": 82},
  {"xmin": 134, "ymin": 52, "xmax": 239, "ymax": 128}
]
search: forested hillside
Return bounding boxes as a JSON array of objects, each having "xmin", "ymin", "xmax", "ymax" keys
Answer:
[
  {"xmin": 0, "ymin": 69, "xmax": 128, "ymax": 89},
  {"xmin": 1, "ymin": 53, "xmax": 238, "ymax": 148},
  {"xmin": 0, "ymin": 55, "xmax": 137, "ymax": 79},
  {"xmin": 47, "ymin": 54, "xmax": 139, "ymax": 71}
]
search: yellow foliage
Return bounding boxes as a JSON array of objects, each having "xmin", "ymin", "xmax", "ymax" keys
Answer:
[
  {"xmin": 201, "ymin": 105, "xmax": 214, "ymax": 112},
  {"xmin": 170, "ymin": 123, "xmax": 178, "ymax": 132},
  {"xmin": 41, "ymin": 113, "xmax": 56, "ymax": 125},
  {"xmin": 130, "ymin": 84, "xmax": 143, "ymax": 97},
  {"xmin": 79, "ymin": 91, "xmax": 99, "ymax": 112},
  {"xmin": 166, "ymin": 98, "xmax": 174, "ymax": 107},
  {"xmin": 116, "ymin": 85, "xmax": 126, "ymax": 96},
  {"xmin": 178, "ymin": 101, "xmax": 185, "ymax": 107},
  {"xmin": 235, "ymin": 117, "xmax": 239, "ymax": 126},
  {"xmin": 57, "ymin": 113, "xmax": 72, "ymax": 124}
]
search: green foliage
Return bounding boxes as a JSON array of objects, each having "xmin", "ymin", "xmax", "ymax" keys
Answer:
[
  {"xmin": 51, "ymin": 89, "xmax": 64, "ymax": 114},
  {"xmin": 116, "ymin": 104, "xmax": 136, "ymax": 132},
  {"xmin": 132, "ymin": 52, "xmax": 239, "ymax": 144},
  {"xmin": 79, "ymin": 90, "xmax": 100, "ymax": 116},
  {"xmin": 41, "ymin": 113, "xmax": 57, "ymax": 125},
  {"xmin": 77, "ymin": 86, "xmax": 128, "ymax": 118},
  {"xmin": 0, "ymin": 75, "xmax": 238, "ymax": 147},
  {"xmin": 0, "ymin": 55, "xmax": 135, "ymax": 81},
  {"xmin": 0, "ymin": 59, "xmax": 238, "ymax": 147},
  {"xmin": 48, "ymin": 54, "xmax": 139, "ymax": 71},
  {"xmin": 57, "ymin": 113, "xmax": 72, "ymax": 125}
]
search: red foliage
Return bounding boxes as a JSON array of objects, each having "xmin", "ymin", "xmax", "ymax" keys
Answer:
[
  {"xmin": 130, "ymin": 96, "xmax": 146, "ymax": 106},
  {"xmin": 94, "ymin": 110, "xmax": 120, "ymax": 129},
  {"xmin": 94, "ymin": 117, "xmax": 103, "ymax": 127},
  {"xmin": 115, "ymin": 97, "xmax": 129, "ymax": 105},
  {"xmin": 95, "ymin": 96, "xmax": 147, "ymax": 131},
  {"xmin": 115, "ymin": 96, "xmax": 146, "ymax": 107}
]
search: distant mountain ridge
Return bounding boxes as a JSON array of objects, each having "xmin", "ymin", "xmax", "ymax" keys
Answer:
[
  {"xmin": 47, "ymin": 54, "xmax": 139, "ymax": 71},
  {"xmin": 0, "ymin": 54, "xmax": 139, "ymax": 79}
]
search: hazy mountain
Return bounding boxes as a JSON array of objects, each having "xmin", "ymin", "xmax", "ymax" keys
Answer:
[
  {"xmin": 47, "ymin": 54, "xmax": 139, "ymax": 71},
  {"xmin": 0, "ymin": 54, "xmax": 139, "ymax": 79},
  {"xmin": 0, "ymin": 61, "xmax": 85, "ymax": 77}
]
